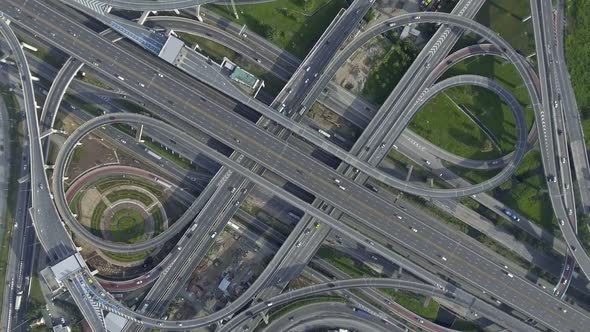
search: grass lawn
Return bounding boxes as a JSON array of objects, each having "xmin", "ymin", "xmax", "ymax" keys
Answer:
[
  {"xmin": 475, "ymin": 0, "xmax": 536, "ymax": 54},
  {"xmin": 0, "ymin": 86, "xmax": 22, "ymax": 321},
  {"xmin": 96, "ymin": 176, "xmax": 164, "ymax": 198},
  {"xmin": 491, "ymin": 150, "xmax": 556, "ymax": 232},
  {"xmin": 90, "ymin": 201, "xmax": 108, "ymax": 237},
  {"xmin": 206, "ymin": 0, "xmax": 348, "ymax": 59},
  {"xmin": 115, "ymin": 99, "xmax": 149, "ymax": 115},
  {"xmin": 104, "ymin": 250, "xmax": 153, "ymax": 262},
  {"xmin": 565, "ymin": 0, "xmax": 590, "ymax": 146},
  {"xmin": 409, "ymin": 85, "xmax": 515, "ymax": 160},
  {"xmin": 317, "ymin": 247, "xmax": 381, "ymax": 278},
  {"xmin": 110, "ymin": 208, "xmax": 145, "ymax": 244},
  {"xmin": 80, "ymin": 74, "xmax": 113, "ymax": 91},
  {"xmin": 379, "ymin": 288, "xmax": 440, "ymax": 321},
  {"xmin": 443, "ymin": 55, "xmax": 535, "ymax": 118},
  {"xmin": 444, "ymin": 162, "xmax": 500, "ymax": 184},
  {"xmin": 69, "ymin": 191, "xmax": 83, "ymax": 215},
  {"xmin": 150, "ymin": 206, "xmax": 164, "ymax": 236},
  {"xmin": 362, "ymin": 36, "xmax": 419, "ymax": 105},
  {"xmin": 106, "ymin": 189, "xmax": 154, "ymax": 206}
]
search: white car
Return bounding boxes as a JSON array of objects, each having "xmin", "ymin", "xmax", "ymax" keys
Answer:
[
  {"xmin": 211, "ymin": 232, "xmax": 217, "ymax": 238},
  {"xmin": 410, "ymin": 227, "xmax": 418, "ymax": 233},
  {"xmin": 441, "ymin": 256, "xmax": 447, "ymax": 261}
]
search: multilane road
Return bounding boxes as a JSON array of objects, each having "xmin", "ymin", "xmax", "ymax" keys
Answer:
[{"xmin": 54, "ymin": 113, "xmax": 582, "ymax": 331}]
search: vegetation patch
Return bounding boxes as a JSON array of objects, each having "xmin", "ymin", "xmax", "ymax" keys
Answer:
[
  {"xmin": 80, "ymin": 74, "xmax": 113, "ymax": 91},
  {"xmin": 442, "ymin": 55, "xmax": 535, "ymax": 127},
  {"xmin": 565, "ymin": 0, "xmax": 590, "ymax": 144},
  {"xmin": 362, "ymin": 36, "xmax": 419, "ymax": 105},
  {"xmin": 490, "ymin": 150, "xmax": 556, "ymax": 232},
  {"xmin": 0, "ymin": 86, "xmax": 23, "ymax": 320},
  {"xmin": 90, "ymin": 201, "xmax": 108, "ymax": 237},
  {"xmin": 379, "ymin": 288, "xmax": 440, "ymax": 321},
  {"xmin": 104, "ymin": 250, "xmax": 153, "ymax": 263},
  {"xmin": 150, "ymin": 206, "xmax": 164, "ymax": 236},
  {"xmin": 207, "ymin": 0, "xmax": 348, "ymax": 59},
  {"xmin": 106, "ymin": 189, "xmax": 154, "ymax": 206},
  {"xmin": 317, "ymin": 247, "xmax": 381, "ymax": 278},
  {"xmin": 96, "ymin": 176, "xmax": 164, "ymax": 198},
  {"xmin": 474, "ymin": 0, "xmax": 536, "ymax": 54},
  {"xmin": 110, "ymin": 208, "xmax": 146, "ymax": 244}
]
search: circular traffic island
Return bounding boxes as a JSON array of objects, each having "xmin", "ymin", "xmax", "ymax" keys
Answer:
[{"xmin": 107, "ymin": 208, "xmax": 147, "ymax": 244}]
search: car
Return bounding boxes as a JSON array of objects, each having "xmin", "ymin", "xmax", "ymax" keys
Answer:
[
  {"xmin": 380, "ymin": 142, "xmax": 386, "ymax": 149},
  {"xmin": 414, "ymin": 15, "xmax": 421, "ymax": 20},
  {"xmin": 568, "ymin": 209, "xmax": 573, "ymax": 216},
  {"xmin": 338, "ymin": 185, "xmax": 346, "ymax": 191},
  {"xmin": 566, "ymin": 264, "xmax": 570, "ymax": 271},
  {"xmin": 255, "ymin": 58, "xmax": 261, "ymax": 63},
  {"xmin": 315, "ymin": 222, "xmax": 321, "ymax": 229},
  {"xmin": 138, "ymin": 82, "xmax": 145, "ymax": 87},
  {"xmin": 559, "ymin": 219, "xmax": 565, "ymax": 226},
  {"xmin": 230, "ymin": 187, "xmax": 236, "ymax": 193},
  {"xmin": 177, "ymin": 246, "xmax": 182, "ymax": 251},
  {"xmin": 38, "ymin": 183, "xmax": 44, "ymax": 190},
  {"xmin": 441, "ymin": 256, "xmax": 447, "ymax": 261},
  {"xmin": 304, "ymin": 228, "xmax": 311, "ymax": 235},
  {"xmin": 136, "ymin": 280, "xmax": 143, "ymax": 285},
  {"xmin": 304, "ymin": 79, "xmax": 309, "ymax": 84},
  {"xmin": 120, "ymin": 138, "xmax": 126, "ymax": 144},
  {"xmin": 548, "ymin": 175, "xmax": 557, "ymax": 183},
  {"xmin": 368, "ymin": 184, "xmax": 379, "ymax": 193},
  {"xmin": 571, "ymin": 245, "xmax": 577, "ymax": 252},
  {"xmin": 334, "ymin": 178, "xmax": 341, "ymax": 184},
  {"xmin": 313, "ymin": 73, "xmax": 318, "ymax": 77},
  {"xmin": 157, "ymin": 72, "xmax": 164, "ymax": 78},
  {"xmin": 296, "ymin": 241, "xmax": 302, "ymax": 248},
  {"xmin": 506, "ymin": 273, "xmax": 514, "ymax": 278},
  {"xmin": 396, "ymin": 215, "xmax": 402, "ymax": 220},
  {"xmin": 565, "ymin": 183, "xmax": 570, "ymax": 189},
  {"xmin": 425, "ymin": 159, "xmax": 431, "ymax": 165},
  {"xmin": 305, "ymin": 66, "xmax": 311, "ymax": 72},
  {"xmin": 211, "ymin": 232, "xmax": 217, "ymax": 238},
  {"xmin": 562, "ymin": 157, "xmax": 567, "ymax": 163},
  {"xmin": 234, "ymin": 201, "xmax": 240, "ymax": 207},
  {"xmin": 371, "ymin": 255, "xmax": 378, "ymax": 261},
  {"xmin": 410, "ymin": 227, "xmax": 418, "ymax": 233}
]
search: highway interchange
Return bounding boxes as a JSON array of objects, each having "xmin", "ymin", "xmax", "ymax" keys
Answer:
[{"xmin": 1, "ymin": 0, "xmax": 590, "ymax": 331}]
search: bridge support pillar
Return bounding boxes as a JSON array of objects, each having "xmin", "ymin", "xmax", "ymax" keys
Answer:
[
  {"xmin": 405, "ymin": 165, "xmax": 413, "ymax": 181},
  {"xmin": 196, "ymin": 5, "xmax": 203, "ymax": 22},
  {"xmin": 136, "ymin": 124, "xmax": 145, "ymax": 143},
  {"xmin": 138, "ymin": 11, "xmax": 150, "ymax": 25},
  {"xmin": 261, "ymin": 311, "xmax": 269, "ymax": 325}
]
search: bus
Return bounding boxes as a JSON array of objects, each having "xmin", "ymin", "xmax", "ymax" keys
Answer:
[
  {"xmin": 145, "ymin": 148, "xmax": 163, "ymax": 160},
  {"xmin": 318, "ymin": 129, "xmax": 331, "ymax": 138}
]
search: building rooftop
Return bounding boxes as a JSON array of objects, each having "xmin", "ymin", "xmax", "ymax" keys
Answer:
[
  {"xmin": 158, "ymin": 35, "xmax": 185, "ymax": 64},
  {"xmin": 230, "ymin": 67, "xmax": 259, "ymax": 89},
  {"xmin": 50, "ymin": 253, "xmax": 86, "ymax": 282}
]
